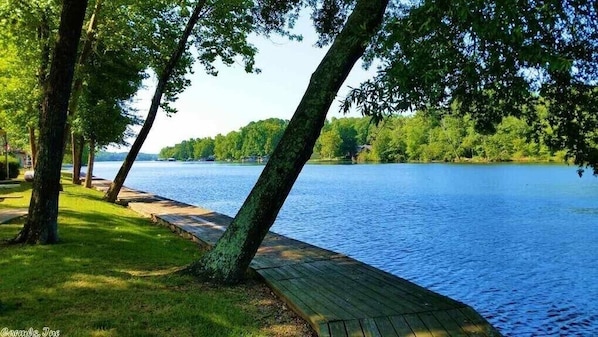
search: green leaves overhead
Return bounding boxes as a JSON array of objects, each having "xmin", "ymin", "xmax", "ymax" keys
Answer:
[{"xmin": 342, "ymin": 0, "xmax": 598, "ymax": 174}]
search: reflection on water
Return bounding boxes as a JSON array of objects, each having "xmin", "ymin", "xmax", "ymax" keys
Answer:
[{"xmin": 93, "ymin": 161, "xmax": 598, "ymax": 336}]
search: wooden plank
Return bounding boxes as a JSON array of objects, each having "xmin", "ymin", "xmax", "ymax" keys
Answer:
[
  {"xmin": 264, "ymin": 277, "xmax": 327, "ymax": 329},
  {"xmin": 280, "ymin": 277, "xmax": 348, "ymax": 321},
  {"xmin": 285, "ymin": 274, "xmax": 358, "ymax": 320},
  {"xmin": 403, "ymin": 314, "xmax": 434, "ymax": 337},
  {"xmin": 344, "ymin": 319, "xmax": 365, "ymax": 337},
  {"xmin": 320, "ymin": 259, "xmax": 428, "ymax": 309},
  {"xmin": 329, "ymin": 321, "xmax": 348, "ymax": 337},
  {"xmin": 298, "ymin": 263, "xmax": 384, "ymax": 317},
  {"xmin": 388, "ymin": 315, "xmax": 416, "ymax": 337},
  {"xmin": 374, "ymin": 317, "xmax": 400, "ymax": 337},
  {"xmin": 432, "ymin": 310, "xmax": 471, "ymax": 337},
  {"xmin": 275, "ymin": 263, "xmax": 308, "ymax": 280},
  {"xmin": 418, "ymin": 312, "xmax": 450, "ymax": 337},
  {"xmin": 255, "ymin": 267, "xmax": 287, "ymax": 281},
  {"xmin": 360, "ymin": 318, "xmax": 382, "ymax": 337},
  {"xmin": 306, "ymin": 260, "xmax": 409, "ymax": 314},
  {"xmin": 309, "ymin": 260, "xmax": 424, "ymax": 314},
  {"xmin": 354, "ymin": 262, "xmax": 459, "ymax": 310},
  {"xmin": 319, "ymin": 323, "xmax": 332, "ymax": 337},
  {"xmin": 445, "ymin": 308, "xmax": 485, "ymax": 336},
  {"xmin": 458, "ymin": 307, "xmax": 501, "ymax": 336}
]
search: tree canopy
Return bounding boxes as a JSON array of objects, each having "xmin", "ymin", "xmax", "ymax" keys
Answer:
[{"xmin": 343, "ymin": 0, "xmax": 598, "ymax": 174}]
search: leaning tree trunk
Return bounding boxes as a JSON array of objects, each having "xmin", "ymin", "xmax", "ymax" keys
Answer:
[
  {"xmin": 12, "ymin": 0, "xmax": 89, "ymax": 244},
  {"xmin": 85, "ymin": 138, "xmax": 96, "ymax": 188},
  {"xmin": 187, "ymin": 0, "xmax": 389, "ymax": 284},
  {"xmin": 103, "ymin": 0, "xmax": 207, "ymax": 203}
]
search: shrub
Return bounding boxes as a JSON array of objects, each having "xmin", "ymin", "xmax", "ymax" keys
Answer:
[{"xmin": 0, "ymin": 157, "xmax": 20, "ymax": 180}]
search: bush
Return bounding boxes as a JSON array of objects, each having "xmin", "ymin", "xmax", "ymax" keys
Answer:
[{"xmin": 0, "ymin": 157, "xmax": 20, "ymax": 180}]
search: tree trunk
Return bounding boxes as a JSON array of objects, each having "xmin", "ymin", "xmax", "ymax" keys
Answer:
[
  {"xmin": 187, "ymin": 0, "xmax": 389, "ymax": 284},
  {"xmin": 37, "ymin": 8, "xmax": 51, "ymax": 95},
  {"xmin": 85, "ymin": 138, "xmax": 96, "ymax": 188},
  {"xmin": 12, "ymin": 0, "xmax": 89, "ymax": 244},
  {"xmin": 28, "ymin": 125, "xmax": 37, "ymax": 168},
  {"xmin": 104, "ymin": 0, "xmax": 207, "ymax": 203},
  {"xmin": 71, "ymin": 133, "xmax": 84, "ymax": 184},
  {"xmin": 30, "ymin": 9, "xmax": 50, "ymax": 170},
  {"xmin": 67, "ymin": 0, "xmax": 102, "ymax": 184}
]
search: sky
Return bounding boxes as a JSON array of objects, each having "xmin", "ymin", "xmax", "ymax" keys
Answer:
[{"xmin": 126, "ymin": 15, "xmax": 376, "ymax": 154}]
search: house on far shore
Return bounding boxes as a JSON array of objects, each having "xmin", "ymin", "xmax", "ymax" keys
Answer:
[{"xmin": 13, "ymin": 150, "xmax": 32, "ymax": 168}]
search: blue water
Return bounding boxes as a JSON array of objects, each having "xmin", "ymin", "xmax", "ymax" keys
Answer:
[{"xmin": 92, "ymin": 161, "xmax": 598, "ymax": 336}]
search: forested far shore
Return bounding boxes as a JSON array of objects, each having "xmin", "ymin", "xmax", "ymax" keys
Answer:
[
  {"xmin": 159, "ymin": 113, "xmax": 568, "ymax": 164},
  {"xmin": 95, "ymin": 151, "xmax": 157, "ymax": 162}
]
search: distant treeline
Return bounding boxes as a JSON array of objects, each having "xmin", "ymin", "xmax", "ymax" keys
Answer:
[
  {"xmin": 159, "ymin": 113, "xmax": 567, "ymax": 163},
  {"xmin": 95, "ymin": 151, "xmax": 157, "ymax": 162},
  {"xmin": 159, "ymin": 118, "xmax": 287, "ymax": 161}
]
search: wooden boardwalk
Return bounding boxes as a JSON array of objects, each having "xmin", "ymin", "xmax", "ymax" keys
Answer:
[
  {"xmin": 0, "ymin": 209, "xmax": 28, "ymax": 224},
  {"xmin": 92, "ymin": 179, "xmax": 501, "ymax": 337},
  {"xmin": 0, "ymin": 185, "xmax": 26, "ymax": 224}
]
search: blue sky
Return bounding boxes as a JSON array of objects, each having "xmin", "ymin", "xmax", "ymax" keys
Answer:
[{"xmin": 130, "ymin": 15, "xmax": 375, "ymax": 154}]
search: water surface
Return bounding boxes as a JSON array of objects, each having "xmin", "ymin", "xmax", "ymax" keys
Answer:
[{"xmin": 92, "ymin": 162, "xmax": 598, "ymax": 336}]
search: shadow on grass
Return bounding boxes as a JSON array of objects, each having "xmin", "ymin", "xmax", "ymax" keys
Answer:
[{"xmin": 0, "ymin": 210, "xmax": 275, "ymax": 336}]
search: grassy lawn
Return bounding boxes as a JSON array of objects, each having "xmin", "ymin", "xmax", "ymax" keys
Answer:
[{"xmin": 0, "ymin": 180, "xmax": 312, "ymax": 336}]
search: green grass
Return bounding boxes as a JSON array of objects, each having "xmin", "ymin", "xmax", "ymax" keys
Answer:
[{"xmin": 0, "ymin": 181, "xmax": 301, "ymax": 336}]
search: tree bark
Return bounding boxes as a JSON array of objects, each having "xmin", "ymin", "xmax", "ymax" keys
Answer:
[
  {"xmin": 12, "ymin": 0, "xmax": 89, "ymax": 244},
  {"xmin": 30, "ymin": 8, "xmax": 50, "ymax": 170},
  {"xmin": 187, "ymin": 0, "xmax": 389, "ymax": 284},
  {"xmin": 28, "ymin": 125, "xmax": 37, "ymax": 168},
  {"xmin": 67, "ymin": 0, "xmax": 102, "ymax": 184},
  {"xmin": 71, "ymin": 133, "xmax": 84, "ymax": 184},
  {"xmin": 104, "ymin": 0, "xmax": 207, "ymax": 203},
  {"xmin": 85, "ymin": 138, "xmax": 96, "ymax": 188}
]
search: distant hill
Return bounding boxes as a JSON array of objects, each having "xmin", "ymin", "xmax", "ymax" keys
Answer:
[{"xmin": 95, "ymin": 151, "xmax": 158, "ymax": 162}]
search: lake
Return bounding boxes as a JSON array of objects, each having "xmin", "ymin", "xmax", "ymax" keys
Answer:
[{"xmin": 91, "ymin": 161, "xmax": 598, "ymax": 336}]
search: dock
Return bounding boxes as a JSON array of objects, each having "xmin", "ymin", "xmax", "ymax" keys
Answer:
[{"xmin": 92, "ymin": 178, "xmax": 501, "ymax": 337}]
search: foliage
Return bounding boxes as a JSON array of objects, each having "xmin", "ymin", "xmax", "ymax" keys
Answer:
[
  {"xmin": 159, "ymin": 110, "xmax": 568, "ymax": 164},
  {"xmin": 342, "ymin": 0, "xmax": 598, "ymax": 174},
  {"xmin": 0, "ymin": 156, "xmax": 20, "ymax": 179},
  {"xmin": 72, "ymin": 42, "xmax": 144, "ymax": 149},
  {"xmin": 0, "ymin": 1, "xmax": 56, "ymax": 151},
  {"xmin": 0, "ymin": 182, "xmax": 311, "ymax": 336},
  {"xmin": 159, "ymin": 118, "xmax": 288, "ymax": 160},
  {"xmin": 95, "ymin": 151, "xmax": 157, "ymax": 162},
  {"xmin": 318, "ymin": 112, "xmax": 561, "ymax": 163}
]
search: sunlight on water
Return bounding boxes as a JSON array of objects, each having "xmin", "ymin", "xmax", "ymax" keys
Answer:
[{"xmin": 92, "ymin": 162, "xmax": 598, "ymax": 336}]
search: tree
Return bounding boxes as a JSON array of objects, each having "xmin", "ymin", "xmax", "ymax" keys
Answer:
[
  {"xmin": 104, "ymin": 0, "xmax": 273, "ymax": 202},
  {"xmin": 67, "ymin": 0, "xmax": 103, "ymax": 185},
  {"xmin": 0, "ymin": 1, "xmax": 56, "ymax": 166},
  {"xmin": 193, "ymin": 137, "xmax": 215, "ymax": 159},
  {"xmin": 74, "ymin": 43, "xmax": 144, "ymax": 187},
  {"xmin": 186, "ymin": 0, "xmax": 389, "ymax": 283},
  {"xmin": 318, "ymin": 128, "xmax": 342, "ymax": 159},
  {"xmin": 12, "ymin": 0, "xmax": 89, "ymax": 244},
  {"xmin": 343, "ymin": 0, "xmax": 598, "ymax": 173},
  {"xmin": 185, "ymin": 0, "xmax": 598, "ymax": 283}
]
